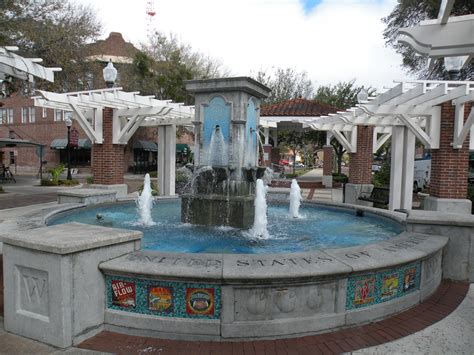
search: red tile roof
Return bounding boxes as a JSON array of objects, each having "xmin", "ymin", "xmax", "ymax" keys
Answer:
[
  {"xmin": 85, "ymin": 32, "xmax": 138, "ymax": 60},
  {"xmin": 261, "ymin": 98, "xmax": 340, "ymax": 117}
]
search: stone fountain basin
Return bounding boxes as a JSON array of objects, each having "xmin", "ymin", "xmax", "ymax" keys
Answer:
[
  {"xmin": 1, "ymin": 200, "xmax": 448, "ymax": 343},
  {"xmin": 75, "ymin": 200, "xmax": 444, "ymax": 341}
]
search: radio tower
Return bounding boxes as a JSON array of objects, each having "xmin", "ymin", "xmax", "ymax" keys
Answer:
[{"xmin": 145, "ymin": 0, "xmax": 156, "ymax": 39}]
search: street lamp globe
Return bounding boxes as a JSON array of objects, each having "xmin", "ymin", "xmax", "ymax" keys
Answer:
[
  {"xmin": 357, "ymin": 88, "xmax": 368, "ymax": 104},
  {"xmin": 103, "ymin": 59, "xmax": 117, "ymax": 88},
  {"xmin": 444, "ymin": 56, "xmax": 464, "ymax": 80},
  {"xmin": 65, "ymin": 117, "xmax": 72, "ymax": 127}
]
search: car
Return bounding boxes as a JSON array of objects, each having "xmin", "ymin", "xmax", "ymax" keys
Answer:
[
  {"xmin": 372, "ymin": 164, "xmax": 382, "ymax": 172},
  {"xmin": 279, "ymin": 159, "xmax": 289, "ymax": 166},
  {"xmin": 295, "ymin": 162, "xmax": 305, "ymax": 168}
]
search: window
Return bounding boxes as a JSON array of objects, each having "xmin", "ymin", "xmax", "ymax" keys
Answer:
[
  {"xmin": 7, "ymin": 109, "xmax": 13, "ymax": 124},
  {"xmin": 54, "ymin": 109, "xmax": 63, "ymax": 122},
  {"xmin": 21, "ymin": 107, "xmax": 28, "ymax": 123},
  {"xmin": 64, "ymin": 111, "xmax": 73, "ymax": 121},
  {"xmin": 0, "ymin": 109, "xmax": 5, "ymax": 124},
  {"xmin": 42, "ymin": 107, "xmax": 47, "ymax": 118},
  {"xmin": 9, "ymin": 151, "xmax": 15, "ymax": 165},
  {"xmin": 29, "ymin": 107, "xmax": 35, "ymax": 123}
]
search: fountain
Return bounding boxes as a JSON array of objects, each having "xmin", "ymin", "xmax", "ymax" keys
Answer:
[
  {"xmin": 251, "ymin": 179, "xmax": 269, "ymax": 239},
  {"xmin": 26, "ymin": 78, "xmax": 447, "ymax": 344},
  {"xmin": 289, "ymin": 179, "xmax": 302, "ymax": 218},
  {"xmin": 181, "ymin": 77, "xmax": 271, "ymax": 228},
  {"xmin": 136, "ymin": 173, "xmax": 155, "ymax": 226}
]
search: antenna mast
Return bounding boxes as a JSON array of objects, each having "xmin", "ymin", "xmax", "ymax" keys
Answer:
[{"xmin": 145, "ymin": 0, "xmax": 156, "ymax": 38}]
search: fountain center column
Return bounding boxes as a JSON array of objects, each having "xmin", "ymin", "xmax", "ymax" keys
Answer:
[{"xmin": 181, "ymin": 77, "xmax": 271, "ymax": 228}]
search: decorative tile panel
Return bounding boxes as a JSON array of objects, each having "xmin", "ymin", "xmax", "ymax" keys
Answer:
[
  {"xmin": 106, "ymin": 275, "xmax": 221, "ymax": 319},
  {"xmin": 346, "ymin": 261, "xmax": 421, "ymax": 310}
]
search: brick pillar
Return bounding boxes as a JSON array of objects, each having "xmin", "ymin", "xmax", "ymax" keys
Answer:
[
  {"xmin": 349, "ymin": 126, "xmax": 373, "ymax": 184},
  {"xmin": 346, "ymin": 126, "xmax": 374, "ymax": 205},
  {"xmin": 322, "ymin": 145, "xmax": 333, "ymax": 187},
  {"xmin": 425, "ymin": 102, "xmax": 472, "ymax": 213},
  {"xmin": 92, "ymin": 107, "xmax": 125, "ymax": 185}
]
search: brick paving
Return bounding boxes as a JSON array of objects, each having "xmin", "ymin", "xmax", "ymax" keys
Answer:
[
  {"xmin": 0, "ymin": 192, "xmax": 58, "ymax": 210},
  {"xmin": 76, "ymin": 281, "xmax": 468, "ymax": 355}
]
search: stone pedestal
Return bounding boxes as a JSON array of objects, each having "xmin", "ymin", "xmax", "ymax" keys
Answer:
[
  {"xmin": 322, "ymin": 145, "xmax": 333, "ymax": 188},
  {"xmin": 92, "ymin": 107, "xmax": 125, "ymax": 185},
  {"xmin": 3, "ymin": 223, "xmax": 142, "ymax": 348},
  {"xmin": 427, "ymin": 102, "xmax": 472, "ymax": 214},
  {"xmin": 345, "ymin": 183, "xmax": 373, "ymax": 206},
  {"xmin": 182, "ymin": 194, "xmax": 254, "ymax": 228},
  {"xmin": 57, "ymin": 188, "xmax": 117, "ymax": 205}
]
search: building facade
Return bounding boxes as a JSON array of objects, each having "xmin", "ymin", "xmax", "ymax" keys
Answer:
[{"xmin": 0, "ymin": 32, "xmax": 193, "ymax": 175}]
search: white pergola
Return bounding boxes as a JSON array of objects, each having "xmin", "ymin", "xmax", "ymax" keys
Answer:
[
  {"xmin": 34, "ymin": 88, "xmax": 194, "ymax": 144},
  {"xmin": 0, "ymin": 46, "xmax": 61, "ymax": 83},
  {"xmin": 34, "ymin": 87, "xmax": 194, "ymax": 195},
  {"xmin": 261, "ymin": 79, "xmax": 474, "ymax": 211}
]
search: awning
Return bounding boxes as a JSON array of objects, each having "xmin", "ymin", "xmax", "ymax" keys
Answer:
[
  {"xmin": 50, "ymin": 138, "xmax": 91, "ymax": 150},
  {"xmin": 0, "ymin": 138, "xmax": 44, "ymax": 148},
  {"xmin": 176, "ymin": 144, "xmax": 190, "ymax": 153},
  {"xmin": 133, "ymin": 140, "xmax": 158, "ymax": 152}
]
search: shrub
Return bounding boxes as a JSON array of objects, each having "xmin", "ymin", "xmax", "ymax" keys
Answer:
[
  {"xmin": 86, "ymin": 176, "xmax": 94, "ymax": 184},
  {"xmin": 59, "ymin": 179, "xmax": 80, "ymax": 186},
  {"xmin": 137, "ymin": 182, "xmax": 159, "ymax": 196},
  {"xmin": 148, "ymin": 171, "xmax": 157, "ymax": 178},
  {"xmin": 0, "ymin": 185, "xmax": 4, "ymax": 193},
  {"xmin": 372, "ymin": 160, "xmax": 390, "ymax": 187},
  {"xmin": 49, "ymin": 164, "xmax": 65, "ymax": 185},
  {"xmin": 332, "ymin": 173, "xmax": 348, "ymax": 183},
  {"xmin": 41, "ymin": 179, "xmax": 59, "ymax": 186}
]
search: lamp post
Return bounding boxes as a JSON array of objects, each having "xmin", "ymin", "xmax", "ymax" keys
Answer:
[
  {"xmin": 103, "ymin": 59, "xmax": 117, "ymax": 88},
  {"xmin": 65, "ymin": 117, "xmax": 72, "ymax": 180}
]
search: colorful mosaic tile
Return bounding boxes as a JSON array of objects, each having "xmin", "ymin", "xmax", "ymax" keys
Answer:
[
  {"xmin": 346, "ymin": 261, "xmax": 421, "ymax": 310},
  {"xmin": 105, "ymin": 275, "xmax": 221, "ymax": 319}
]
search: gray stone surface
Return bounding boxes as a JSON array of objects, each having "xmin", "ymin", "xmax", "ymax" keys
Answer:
[
  {"xmin": 222, "ymin": 251, "xmax": 351, "ymax": 280},
  {"xmin": 322, "ymin": 174, "xmax": 332, "ymax": 188},
  {"xmin": 344, "ymin": 183, "xmax": 374, "ymax": 206},
  {"xmin": 58, "ymin": 188, "xmax": 117, "ymax": 205},
  {"xmin": 90, "ymin": 183, "xmax": 128, "ymax": 198},
  {"xmin": 100, "ymin": 251, "xmax": 223, "ymax": 279},
  {"xmin": 325, "ymin": 232, "xmax": 447, "ymax": 273},
  {"xmin": 407, "ymin": 210, "xmax": 474, "ymax": 282},
  {"xmin": 3, "ymin": 223, "xmax": 142, "ymax": 348},
  {"xmin": 105, "ymin": 310, "xmax": 220, "ymax": 338},
  {"xmin": 355, "ymin": 284, "xmax": 474, "ymax": 355},
  {"xmin": 424, "ymin": 196, "xmax": 472, "ymax": 214},
  {"xmin": 3, "ymin": 222, "xmax": 142, "ymax": 254},
  {"xmin": 185, "ymin": 77, "xmax": 271, "ymax": 99}
]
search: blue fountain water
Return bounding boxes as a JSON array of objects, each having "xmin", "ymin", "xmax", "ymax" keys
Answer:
[{"xmin": 49, "ymin": 200, "xmax": 401, "ymax": 254}]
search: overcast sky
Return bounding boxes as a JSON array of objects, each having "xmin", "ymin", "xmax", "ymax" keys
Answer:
[{"xmin": 76, "ymin": 0, "xmax": 412, "ymax": 90}]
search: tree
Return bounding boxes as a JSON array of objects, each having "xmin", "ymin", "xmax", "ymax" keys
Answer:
[
  {"xmin": 1, "ymin": 0, "xmax": 102, "ymax": 92},
  {"xmin": 277, "ymin": 128, "xmax": 325, "ymax": 175},
  {"xmin": 133, "ymin": 31, "xmax": 229, "ymax": 104},
  {"xmin": 314, "ymin": 80, "xmax": 375, "ymax": 174},
  {"xmin": 382, "ymin": 0, "xmax": 474, "ymax": 80},
  {"xmin": 255, "ymin": 68, "xmax": 314, "ymax": 104}
]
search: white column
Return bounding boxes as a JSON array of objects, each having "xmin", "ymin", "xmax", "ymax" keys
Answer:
[
  {"xmin": 264, "ymin": 127, "xmax": 269, "ymax": 145},
  {"xmin": 389, "ymin": 126, "xmax": 404, "ymax": 210},
  {"xmin": 157, "ymin": 125, "xmax": 176, "ymax": 196},
  {"xmin": 401, "ymin": 128, "xmax": 415, "ymax": 210}
]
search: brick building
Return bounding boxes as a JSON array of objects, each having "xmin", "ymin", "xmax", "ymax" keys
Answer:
[{"xmin": 0, "ymin": 32, "xmax": 193, "ymax": 175}]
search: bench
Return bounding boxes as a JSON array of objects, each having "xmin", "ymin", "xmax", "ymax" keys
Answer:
[{"xmin": 358, "ymin": 187, "xmax": 389, "ymax": 206}]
